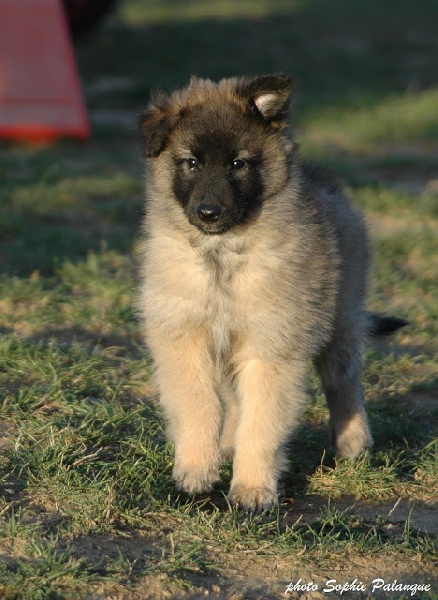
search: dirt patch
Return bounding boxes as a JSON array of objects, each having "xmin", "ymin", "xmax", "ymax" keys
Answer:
[
  {"xmin": 69, "ymin": 531, "xmax": 159, "ymax": 565},
  {"xmin": 64, "ymin": 492, "xmax": 437, "ymax": 599},
  {"xmin": 286, "ymin": 495, "xmax": 438, "ymax": 536},
  {"xmin": 0, "ymin": 422, "xmax": 16, "ymax": 452},
  {"xmin": 84, "ymin": 550, "xmax": 435, "ymax": 599}
]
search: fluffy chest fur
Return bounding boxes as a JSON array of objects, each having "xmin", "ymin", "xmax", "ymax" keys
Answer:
[
  {"xmin": 143, "ymin": 231, "xmax": 251, "ymax": 332},
  {"xmin": 141, "ymin": 216, "xmax": 326, "ymax": 365}
]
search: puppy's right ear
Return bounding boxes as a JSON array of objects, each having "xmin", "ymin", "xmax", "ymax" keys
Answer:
[{"xmin": 138, "ymin": 94, "xmax": 177, "ymax": 157}]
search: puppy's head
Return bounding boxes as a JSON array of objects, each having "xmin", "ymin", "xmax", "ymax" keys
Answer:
[{"xmin": 139, "ymin": 74, "xmax": 294, "ymax": 234}]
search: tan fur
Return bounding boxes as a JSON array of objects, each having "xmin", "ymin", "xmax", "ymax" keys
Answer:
[{"xmin": 138, "ymin": 74, "xmax": 372, "ymax": 511}]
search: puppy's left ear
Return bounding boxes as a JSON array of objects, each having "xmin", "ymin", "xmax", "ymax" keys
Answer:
[{"xmin": 241, "ymin": 74, "xmax": 292, "ymax": 121}]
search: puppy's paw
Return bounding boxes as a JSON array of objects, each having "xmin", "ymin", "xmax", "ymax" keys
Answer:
[
  {"xmin": 173, "ymin": 462, "xmax": 220, "ymax": 495},
  {"xmin": 332, "ymin": 413, "xmax": 372, "ymax": 459},
  {"xmin": 228, "ymin": 483, "xmax": 278, "ymax": 512}
]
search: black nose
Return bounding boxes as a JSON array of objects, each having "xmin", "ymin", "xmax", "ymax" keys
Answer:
[{"xmin": 196, "ymin": 203, "xmax": 222, "ymax": 223}]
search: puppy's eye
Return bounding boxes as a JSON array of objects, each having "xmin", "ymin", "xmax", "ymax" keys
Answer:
[
  {"xmin": 232, "ymin": 158, "xmax": 246, "ymax": 170},
  {"xmin": 186, "ymin": 157, "xmax": 198, "ymax": 170}
]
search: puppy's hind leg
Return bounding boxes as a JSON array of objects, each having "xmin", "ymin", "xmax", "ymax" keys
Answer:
[{"xmin": 315, "ymin": 326, "xmax": 372, "ymax": 459}]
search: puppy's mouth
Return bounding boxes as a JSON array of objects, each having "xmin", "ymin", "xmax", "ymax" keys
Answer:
[{"xmin": 188, "ymin": 215, "xmax": 231, "ymax": 235}]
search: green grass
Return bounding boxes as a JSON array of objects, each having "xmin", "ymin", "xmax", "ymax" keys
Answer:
[
  {"xmin": 0, "ymin": 0, "xmax": 437, "ymax": 597},
  {"xmin": 303, "ymin": 88, "xmax": 438, "ymax": 152}
]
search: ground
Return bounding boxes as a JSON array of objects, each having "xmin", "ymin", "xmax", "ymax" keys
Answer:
[{"xmin": 0, "ymin": 0, "xmax": 437, "ymax": 598}]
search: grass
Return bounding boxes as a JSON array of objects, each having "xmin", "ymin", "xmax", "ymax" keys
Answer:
[
  {"xmin": 303, "ymin": 88, "xmax": 438, "ymax": 151},
  {"xmin": 0, "ymin": 0, "xmax": 437, "ymax": 597}
]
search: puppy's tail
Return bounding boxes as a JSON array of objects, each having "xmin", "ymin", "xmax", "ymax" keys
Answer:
[{"xmin": 367, "ymin": 312, "xmax": 409, "ymax": 337}]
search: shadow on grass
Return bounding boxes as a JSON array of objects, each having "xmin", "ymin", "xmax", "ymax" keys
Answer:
[
  {"xmin": 82, "ymin": 0, "xmax": 438, "ymax": 103},
  {"xmin": 0, "ymin": 189, "xmax": 143, "ymax": 277},
  {"xmin": 27, "ymin": 326, "xmax": 144, "ymax": 357}
]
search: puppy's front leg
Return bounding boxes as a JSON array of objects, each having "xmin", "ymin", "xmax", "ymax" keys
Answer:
[
  {"xmin": 151, "ymin": 327, "xmax": 221, "ymax": 494},
  {"xmin": 229, "ymin": 358, "xmax": 306, "ymax": 511}
]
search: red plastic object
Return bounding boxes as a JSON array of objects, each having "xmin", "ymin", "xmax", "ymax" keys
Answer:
[{"xmin": 0, "ymin": 0, "xmax": 90, "ymax": 142}]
